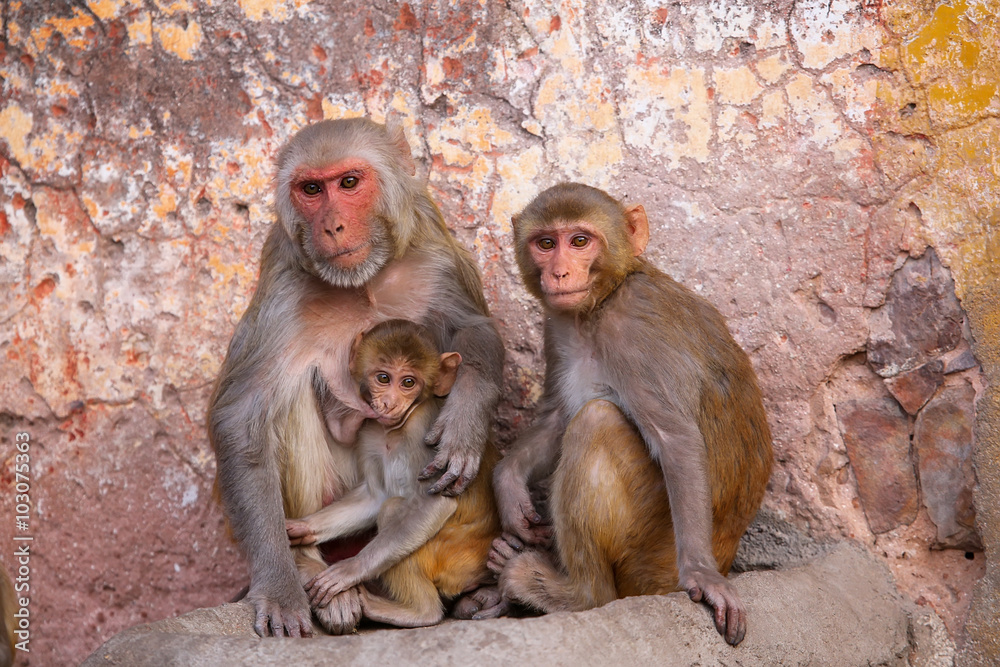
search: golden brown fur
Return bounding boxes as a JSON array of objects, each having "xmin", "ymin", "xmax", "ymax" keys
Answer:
[{"xmin": 493, "ymin": 183, "xmax": 772, "ymax": 645}]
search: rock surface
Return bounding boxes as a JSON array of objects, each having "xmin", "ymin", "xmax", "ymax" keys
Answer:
[{"xmin": 82, "ymin": 545, "xmax": 910, "ymax": 667}]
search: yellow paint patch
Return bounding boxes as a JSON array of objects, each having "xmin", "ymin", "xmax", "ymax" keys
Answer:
[
  {"xmin": 494, "ymin": 146, "xmax": 545, "ymax": 233},
  {"xmin": 156, "ymin": 20, "xmax": 203, "ymax": 60},
  {"xmin": 621, "ymin": 65, "xmax": 712, "ymax": 167},
  {"xmin": 759, "ymin": 90, "xmax": 787, "ymax": 129},
  {"xmin": 86, "ymin": 0, "xmax": 120, "ymax": 20},
  {"xmin": 904, "ymin": 0, "xmax": 999, "ymax": 121},
  {"xmin": 755, "ymin": 53, "xmax": 790, "ymax": 85},
  {"xmin": 714, "ymin": 65, "xmax": 763, "ymax": 105},
  {"xmin": 0, "ymin": 105, "xmax": 33, "ymax": 166},
  {"xmin": 239, "ymin": 0, "xmax": 291, "ymax": 22},
  {"xmin": 152, "ymin": 188, "xmax": 178, "ymax": 218},
  {"xmin": 127, "ymin": 12, "xmax": 153, "ymax": 46},
  {"xmin": 320, "ymin": 99, "xmax": 365, "ymax": 120},
  {"xmin": 48, "ymin": 9, "xmax": 96, "ymax": 49},
  {"xmin": 154, "ymin": 0, "xmax": 194, "ymax": 15}
]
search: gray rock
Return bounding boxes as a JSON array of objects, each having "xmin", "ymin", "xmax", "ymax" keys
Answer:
[
  {"xmin": 867, "ymin": 249, "xmax": 964, "ymax": 378},
  {"xmin": 914, "ymin": 380, "xmax": 982, "ymax": 551},
  {"xmin": 83, "ymin": 544, "xmax": 910, "ymax": 667}
]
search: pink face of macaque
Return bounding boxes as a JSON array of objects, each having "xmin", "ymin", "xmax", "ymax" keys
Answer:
[
  {"xmin": 364, "ymin": 358, "xmax": 426, "ymax": 427},
  {"xmin": 290, "ymin": 158, "xmax": 380, "ymax": 271},
  {"xmin": 526, "ymin": 221, "xmax": 606, "ymax": 311}
]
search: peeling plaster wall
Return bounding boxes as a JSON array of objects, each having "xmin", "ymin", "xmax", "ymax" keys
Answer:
[{"xmin": 0, "ymin": 1, "xmax": 998, "ymax": 665}]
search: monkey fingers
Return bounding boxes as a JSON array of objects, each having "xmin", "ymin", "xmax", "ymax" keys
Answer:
[
  {"xmin": 306, "ymin": 560, "xmax": 363, "ymax": 609},
  {"xmin": 499, "ymin": 489, "xmax": 551, "ymax": 546},
  {"xmin": 285, "ymin": 519, "xmax": 317, "ymax": 546},
  {"xmin": 420, "ymin": 415, "xmax": 483, "ymax": 496},
  {"xmin": 313, "ymin": 587, "xmax": 363, "ymax": 635},
  {"xmin": 681, "ymin": 567, "xmax": 747, "ymax": 646},
  {"xmin": 452, "ymin": 585, "xmax": 509, "ymax": 620},
  {"xmin": 251, "ymin": 597, "xmax": 313, "ymax": 638},
  {"xmin": 486, "ymin": 533, "xmax": 524, "ymax": 575}
]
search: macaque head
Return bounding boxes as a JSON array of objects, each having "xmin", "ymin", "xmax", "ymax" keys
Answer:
[
  {"xmin": 512, "ymin": 183, "xmax": 649, "ymax": 313},
  {"xmin": 350, "ymin": 319, "xmax": 462, "ymax": 428},
  {"xmin": 276, "ymin": 117, "xmax": 422, "ymax": 288}
]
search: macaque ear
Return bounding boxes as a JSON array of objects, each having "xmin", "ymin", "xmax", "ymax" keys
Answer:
[
  {"xmin": 624, "ymin": 204, "xmax": 649, "ymax": 257},
  {"xmin": 433, "ymin": 352, "xmax": 463, "ymax": 397},
  {"xmin": 511, "ymin": 213, "xmax": 520, "ymax": 229},
  {"xmin": 348, "ymin": 331, "xmax": 365, "ymax": 375},
  {"xmin": 385, "ymin": 114, "xmax": 417, "ymax": 177}
]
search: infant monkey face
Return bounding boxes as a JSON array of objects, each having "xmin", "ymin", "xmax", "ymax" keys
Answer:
[{"xmin": 365, "ymin": 359, "xmax": 425, "ymax": 427}]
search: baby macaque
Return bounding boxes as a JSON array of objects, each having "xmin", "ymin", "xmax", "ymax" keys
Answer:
[{"xmin": 286, "ymin": 319, "xmax": 500, "ymax": 631}]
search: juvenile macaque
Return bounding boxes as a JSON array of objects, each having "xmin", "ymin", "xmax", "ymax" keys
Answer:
[
  {"xmin": 285, "ymin": 319, "xmax": 500, "ymax": 631},
  {"xmin": 491, "ymin": 183, "xmax": 772, "ymax": 645},
  {"xmin": 208, "ymin": 118, "xmax": 503, "ymax": 636}
]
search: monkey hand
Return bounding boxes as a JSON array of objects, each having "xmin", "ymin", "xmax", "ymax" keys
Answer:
[
  {"xmin": 419, "ymin": 401, "xmax": 487, "ymax": 496},
  {"xmin": 486, "ymin": 533, "xmax": 526, "ymax": 576},
  {"xmin": 305, "ymin": 558, "xmax": 364, "ymax": 609},
  {"xmin": 285, "ymin": 519, "xmax": 318, "ymax": 546},
  {"xmin": 679, "ymin": 564, "xmax": 746, "ymax": 646},
  {"xmin": 247, "ymin": 580, "xmax": 314, "ymax": 638},
  {"xmin": 495, "ymin": 480, "xmax": 553, "ymax": 546}
]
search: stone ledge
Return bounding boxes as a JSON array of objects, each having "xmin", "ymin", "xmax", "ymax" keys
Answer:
[{"xmin": 82, "ymin": 544, "xmax": 910, "ymax": 667}]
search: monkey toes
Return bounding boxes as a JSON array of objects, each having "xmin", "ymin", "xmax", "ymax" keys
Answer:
[
  {"xmin": 487, "ymin": 533, "xmax": 525, "ymax": 576},
  {"xmin": 681, "ymin": 568, "xmax": 747, "ymax": 646},
  {"xmin": 312, "ymin": 587, "xmax": 363, "ymax": 635}
]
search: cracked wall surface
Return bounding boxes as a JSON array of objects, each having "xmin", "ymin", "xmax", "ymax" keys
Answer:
[{"xmin": 0, "ymin": 1, "xmax": 998, "ymax": 665}]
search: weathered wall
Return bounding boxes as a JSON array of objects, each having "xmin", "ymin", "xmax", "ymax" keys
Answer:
[{"xmin": 0, "ymin": 1, "xmax": 997, "ymax": 665}]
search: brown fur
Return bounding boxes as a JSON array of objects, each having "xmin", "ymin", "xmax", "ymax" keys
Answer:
[
  {"xmin": 208, "ymin": 118, "xmax": 503, "ymax": 637},
  {"xmin": 292, "ymin": 321, "xmax": 500, "ymax": 630},
  {"xmin": 494, "ymin": 183, "xmax": 772, "ymax": 646}
]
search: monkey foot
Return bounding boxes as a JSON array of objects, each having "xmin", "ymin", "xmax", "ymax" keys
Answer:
[
  {"xmin": 452, "ymin": 585, "xmax": 509, "ymax": 620},
  {"xmin": 312, "ymin": 587, "xmax": 363, "ymax": 635}
]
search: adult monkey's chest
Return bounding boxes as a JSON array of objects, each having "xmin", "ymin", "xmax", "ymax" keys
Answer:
[
  {"xmin": 295, "ymin": 254, "xmax": 443, "ymax": 419},
  {"xmin": 551, "ymin": 322, "xmax": 611, "ymax": 418}
]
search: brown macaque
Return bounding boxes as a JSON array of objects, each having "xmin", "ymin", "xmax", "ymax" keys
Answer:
[
  {"xmin": 491, "ymin": 183, "xmax": 772, "ymax": 645},
  {"xmin": 284, "ymin": 319, "xmax": 501, "ymax": 631},
  {"xmin": 208, "ymin": 118, "xmax": 504, "ymax": 637}
]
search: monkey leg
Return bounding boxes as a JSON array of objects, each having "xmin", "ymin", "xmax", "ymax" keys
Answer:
[
  {"xmin": 361, "ymin": 558, "xmax": 445, "ymax": 628},
  {"xmin": 550, "ymin": 399, "xmax": 679, "ymax": 609},
  {"xmin": 291, "ymin": 545, "xmax": 359, "ymax": 634}
]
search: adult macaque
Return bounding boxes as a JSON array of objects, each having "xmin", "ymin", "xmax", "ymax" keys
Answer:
[
  {"xmin": 208, "ymin": 118, "xmax": 503, "ymax": 637},
  {"xmin": 285, "ymin": 319, "xmax": 500, "ymax": 631},
  {"xmin": 491, "ymin": 183, "xmax": 772, "ymax": 645}
]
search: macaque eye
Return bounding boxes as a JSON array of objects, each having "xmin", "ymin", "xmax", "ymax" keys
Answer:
[
  {"xmin": 570, "ymin": 235, "xmax": 589, "ymax": 248},
  {"xmin": 341, "ymin": 175, "xmax": 359, "ymax": 189},
  {"xmin": 401, "ymin": 377, "xmax": 416, "ymax": 389},
  {"xmin": 302, "ymin": 182, "xmax": 321, "ymax": 196},
  {"xmin": 537, "ymin": 238, "xmax": 555, "ymax": 251},
  {"xmin": 375, "ymin": 373, "xmax": 390, "ymax": 385}
]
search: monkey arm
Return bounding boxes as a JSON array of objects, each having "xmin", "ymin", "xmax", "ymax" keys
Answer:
[
  {"xmin": 619, "ymin": 386, "xmax": 746, "ymax": 645},
  {"xmin": 306, "ymin": 494, "xmax": 458, "ymax": 608},
  {"xmin": 210, "ymin": 389, "xmax": 314, "ymax": 638},
  {"xmin": 420, "ymin": 313, "xmax": 504, "ymax": 496},
  {"xmin": 494, "ymin": 404, "xmax": 564, "ymax": 545},
  {"xmin": 289, "ymin": 485, "xmax": 384, "ymax": 545}
]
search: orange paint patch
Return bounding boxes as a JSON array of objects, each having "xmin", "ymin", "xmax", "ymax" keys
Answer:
[
  {"xmin": 394, "ymin": 3, "xmax": 418, "ymax": 31},
  {"xmin": 549, "ymin": 15, "xmax": 561, "ymax": 32},
  {"xmin": 0, "ymin": 211, "xmax": 9, "ymax": 236},
  {"xmin": 442, "ymin": 57, "xmax": 463, "ymax": 79},
  {"xmin": 32, "ymin": 276, "xmax": 56, "ymax": 300}
]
